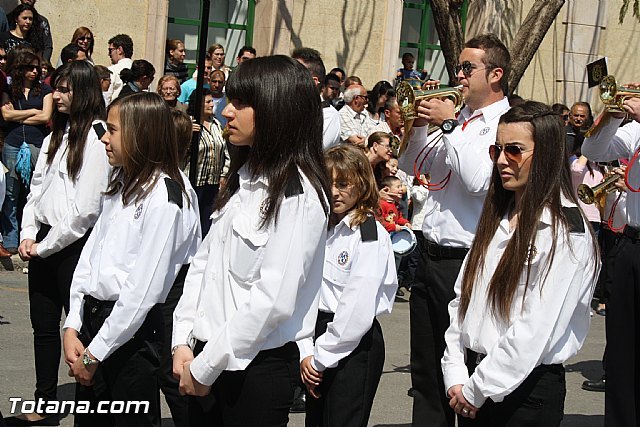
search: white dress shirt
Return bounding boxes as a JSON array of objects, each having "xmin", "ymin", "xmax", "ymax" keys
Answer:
[
  {"xmin": 400, "ymin": 97, "xmax": 511, "ymax": 247},
  {"xmin": 339, "ymin": 105, "xmax": 371, "ymax": 142},
  {"xmin": 441, "ymin": 200, "xmax": 599, "ymax": 408},
  {"xmin": 21, "ymin": 121, "xmax": 111, "ymax": 258},
  {"xmin": 323, "ymin": 104, "xmax": 341, "ymax": 150},
  {"xmin": 63, "ymin": 172, "xmax": 201, "ymax": 362},
  {"xmin": 107, "ymin": 58, "xmax": 134, "ymax": 104},
  {"xmin": 173, "ymin": 165, "xmax": 329, "ymax": 386},
  {"xmin": 581, "ymin": 117, "xmax": 640, "ymax": 227},
  {"xmin": 297, "ymin": 214, "xmax": 397, "ymax": 371}
]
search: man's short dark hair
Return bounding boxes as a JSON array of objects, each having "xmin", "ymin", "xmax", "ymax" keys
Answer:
[
  {"xmin": 93, "ymin": 64, "xmax": 112, "ymax": 80},
  {"xmin": 60, "ymin": 44, "xmax": 82, "ymax": 64},
  {"xmin": 291, "ymin": 47, "xmax": 325, "ymax": 80},
  {"xmin": 401, "ymin": 52, "xmax": 414, "ymax": 60},
  {"xmin": 330, "ymin": 67, "xmax": 346, "ymax": 77},
  {"xmin": 237, "ymin": 45, "xmax": 256, "ymax": 58},
  {"xmin": 323, "ymin": 73, "xmax": 340, "ymax": 87},
  {"xmin": 108, "ymin": 34, "xmax": 134, "ymax": 58},
  {"xmin": 465, "ymin": 33, "xmax": 510, "ymax": 94}
]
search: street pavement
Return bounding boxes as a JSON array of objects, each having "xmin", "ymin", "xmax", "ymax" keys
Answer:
[{"xmin": 0, "ymin": 268, "xmax": 605, "ymax": 426}]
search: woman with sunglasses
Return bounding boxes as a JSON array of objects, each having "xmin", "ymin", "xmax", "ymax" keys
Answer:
[
  {"xmin": 441, "ymin": 101, "xmax": 599, "ymax": 426},
  {"xmin": 56, "ymin": 27, "xmax": 95, "ymax": 67},
  {"xmin": 0, "ymin": 49, "xmax": 52, "ymax": 255}
]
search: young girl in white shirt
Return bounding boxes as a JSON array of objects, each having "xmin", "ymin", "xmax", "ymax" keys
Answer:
[
  {"xmin": 442, "ymin": 101, "xmax": 600, "ymax": 426},
  {"xmin": 6, "ymin": 61, "xmax": 109, "ymax": 426},
  {"xmin": 171, "ymin": 55, "xmax": 331, "ymax": 426},
  {"xmin": 62, "ymin": 92, "xmax": 201, "ymax": 427},
  {"xmin": 299, "ymin": 144, "xmax": 397, "ymax": 426}
]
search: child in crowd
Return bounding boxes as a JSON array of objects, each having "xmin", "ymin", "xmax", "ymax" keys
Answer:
[
  {"xmin": 379, "ymin": 175, "xmax": 411, "ymax": 233},
  {"xmin": 300, "ymin": 143, "xmax": 397, "ymax": 427}
]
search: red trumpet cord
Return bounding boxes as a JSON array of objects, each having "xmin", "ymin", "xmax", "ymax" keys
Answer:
[
  {"xmin": 624, "ymin": 145, "xmax": 640, "ymax": 192},
  {"xmin": 413, "ymin": 132, "xmax": 451, "ymax": 191},
  {"xmin": 607, "ymin": 192, "xmax": 625, "ymax": 232}
]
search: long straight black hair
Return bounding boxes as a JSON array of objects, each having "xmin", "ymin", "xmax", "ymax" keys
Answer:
[
  {"xmin": 459, "ymin": 101, "xmax": 599, "ymax": 323},
  {"xmin": 214, "ymin": 55, "xmax": 331, "ymax": 226},
  {"xmin": 47, "ymin": 61, "xmax": 106, "ymax": 182}
]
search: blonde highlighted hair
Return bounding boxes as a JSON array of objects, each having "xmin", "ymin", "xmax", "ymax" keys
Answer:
[{"xmin": 325, "ymin": 144, "xmax": 379, "ymax": 227}]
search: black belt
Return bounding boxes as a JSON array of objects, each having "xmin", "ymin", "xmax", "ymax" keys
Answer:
[
  {"xmin": 193, "ymin": 339, "xmax": 297, "ymax": 359},
  {"xmin": 426, "ymin": 240, "xmax": 469, "ymax": 259},
  {"xmin": 83, "ymin": 294, "xmax": 116, "ymax": 314},
  {"xmin": 623, "ymin": 225, "xmax": 640, "ymax": 241}
]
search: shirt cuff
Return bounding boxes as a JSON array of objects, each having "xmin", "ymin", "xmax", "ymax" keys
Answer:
[
  {"xmin": 297, "ymin": 338, "xmax": 314, "ymax": 362},
  {"xmin": 172, "ymin": 325, "xmax": 193, "ymax": 349},
  {"xmin": 87, "ymin": 336, "xmax": 110, "ymax": 363},
  {"xmin": 190, "ymin": 353, "xmax": 223, "ymax": 386},
  {"xmin": 442, "ymin": 365, "xmax": 470, "ymax": 396},
  {"xmin": 462, "ymin": 379, "xmax": 488, "ymax": 408},
  {"xmin": 62, "ymin": 313, "xmax": 83, "ymax": 335},
  {"xmin": 310, "ymin": 357, "xmax": 326, "ymax": 373},
  {"xmin": 20, "ymin": 225, "xmax": 38, "ymax": 242}
]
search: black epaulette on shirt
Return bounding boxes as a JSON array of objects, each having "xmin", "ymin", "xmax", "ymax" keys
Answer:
[
  {"xmin": 562, "ymin": 206, "xmax": 585, "ymax": 233},
  {"xmin": 92, "ymin": 123, "xmax": 106, "ymax": 140},
  {"xmin": 285, "ymin": 172, "xmax": 304, "ymax": 198},
  {"xmin": 164, "ymin": 178, "xmax": 183, "ymax": 209},
  {"xmin": 321, "ymin": 99, "xmax": 332, "ymax": 109},
  {"xmin": 360, "ymin": 215, "xmax": 378, "ymax": 242}
]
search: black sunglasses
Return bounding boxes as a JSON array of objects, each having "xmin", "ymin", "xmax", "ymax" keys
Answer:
[
  {"xmin": 489, "ymin": 144, "xmax": 533, "ymax": 163},
  {"xmin": 454, "ymin": 60, "xmax": 495, "ymax": 77}
]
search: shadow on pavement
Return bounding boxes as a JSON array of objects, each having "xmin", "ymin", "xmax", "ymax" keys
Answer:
[{"xmin": 565, "ymin": 359, "xmax": 603, "ymax": 381}]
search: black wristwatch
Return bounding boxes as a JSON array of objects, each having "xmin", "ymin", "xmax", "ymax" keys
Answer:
[{"xmin": 441, "ymin": 119, "xmax": 458, "ymax": 134}]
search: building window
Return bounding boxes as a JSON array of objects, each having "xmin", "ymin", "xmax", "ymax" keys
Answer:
[
  {"xmin": 167, "ymin": 0, "xmax": 255, "ymax": 68},
  {"xmin": 399, "ymin": 0, "xmax": 468, "ymax": 83}
]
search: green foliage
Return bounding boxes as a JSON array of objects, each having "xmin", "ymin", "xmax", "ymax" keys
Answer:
[{"xmin": 619, "ymin": 0, "xmax": 640, "ymax": 24}]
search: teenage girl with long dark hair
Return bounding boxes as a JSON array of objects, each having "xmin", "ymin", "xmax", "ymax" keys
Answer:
[{"xmin": 172, "ymin": 55, "xmax": 331, "ymax": 426}]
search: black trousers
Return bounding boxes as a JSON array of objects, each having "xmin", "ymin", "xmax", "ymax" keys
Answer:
[
  {"xmin": 605, "ymin": 234, "xmax": 640, "ymax": 427},
  {"xmin": 194, "ymin": 183, "xmax": 219, "ymax": 237},
  {"xmin": 158, "ymin": 265, "xmax": 190, "ymax": 427},
  {"xmin": 410, "ymin": 235, "xmax": 468, "ymax": 427},
  {"xmin": 305, "ymin": 312, "xmax": 385, "ymax": 427},
  {"xmin": 188, "ymin": 341, "xmax": 299, "ymax": 427},
  {"xmin": 595, "ymin": 227, "xmax": 621, "ymax": 304},
  {"xmin": 459, "ymin": 352, "xmax": 565, "ymax": 427},
  {"xmin": 28, "ymin": 224, "xmax": 91, "ymax": 403},
  {"xmin": 74, "ymin": 298, "xmax": 163, "ymax": 427}
]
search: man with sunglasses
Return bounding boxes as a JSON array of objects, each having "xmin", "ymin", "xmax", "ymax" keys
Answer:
[
  {"xmin": 582, "ymin": 94, "xmax": 640, "ymax": 427},
  {"xmin": 339, "ymin": 84, "xmax": 371, "ymax": 146},
  {"xmin": 400, "ymin": 33, "xmax": 511, "ymax": 427}
]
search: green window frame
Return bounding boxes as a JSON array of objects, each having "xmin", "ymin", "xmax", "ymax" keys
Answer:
[
  {"xmin": 167, "ymin": 0, "xmax": 256, "ymax": 72},
  {"xmin": 399, "ymin": 1, "xmax": 469, "ymax": 75}
]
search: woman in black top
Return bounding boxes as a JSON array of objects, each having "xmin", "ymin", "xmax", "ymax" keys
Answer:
[
  {"xmin": 0, "ymin": 49, "xmax": 52, "ymax": 253},
  {"xmin": 116, "ymin": 59, "xmax": 155, "ymax": 101},
  {"xmin": 0, "ymin": 4, "xmax": 44, "ymax": 57}
]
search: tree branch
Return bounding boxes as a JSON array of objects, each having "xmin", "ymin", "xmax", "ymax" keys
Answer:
[
  {"xmin": 430, "ymin": 0, "xmax": 465, "ymax": 84},
  {"xmin": 508, "ymin": 0, "xmax": 565, "ymax": 94}
]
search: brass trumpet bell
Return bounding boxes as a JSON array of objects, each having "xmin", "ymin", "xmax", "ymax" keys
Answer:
[
  {"xmin": 395, "ymin": 79, "xmax": 464, "ymax": 155},
  {"xmin": 598, "ymin": 75, "xmax": 640, "ymax": 113},
  {"xmin": 577, "ymin": 174, "xmax": 620, "ymax": 205}
]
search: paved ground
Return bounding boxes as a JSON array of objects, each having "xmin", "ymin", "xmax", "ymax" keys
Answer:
[{"xmin": 0, "ymin": 267, "xmax": 605, "ymax": 426}]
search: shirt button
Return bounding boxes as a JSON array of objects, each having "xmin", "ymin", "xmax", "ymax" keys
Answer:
[{"xmin": 199, "ymin": 311, "xmax": 205, "ymax": 317}]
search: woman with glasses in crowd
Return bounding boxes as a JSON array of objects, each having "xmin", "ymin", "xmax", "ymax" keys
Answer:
[
  {"xmin": 56, "ymin": 27, "xmax": 95, "ymax": 67},
  {"xmin": 442, "ymin": 101, "xmax": 599, "ymax": 426},
  {"xmin": 157, "ymin": 74, "xmax": 188, "ymax": 112},
  {"xmin": 0, "ymin": 49, "xmax": 52, "ymax": 255}
]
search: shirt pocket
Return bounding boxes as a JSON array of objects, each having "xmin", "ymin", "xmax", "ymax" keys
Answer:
[
  {"xmin": 229, "ymin": 214, "xmax": 269, "ymax": 284},
  {"xmin": 323, "ymin": 254, "xmax": 352, "ymax": 288}
]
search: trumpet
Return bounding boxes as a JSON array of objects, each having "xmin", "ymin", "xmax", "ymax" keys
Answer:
[
  {"xmin": 597, "ymin": 75, "xmax": 640, "ymax": 113},
  {"xmin": 395, "ymin": 79, "xmax": 464, "ymax": 155},
  {"xmin": 577, "ymin": 174, "xmax": 620, "ymax": 205}
]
